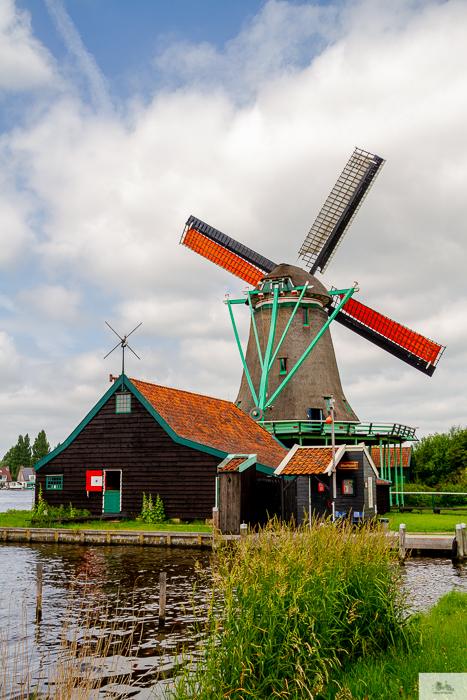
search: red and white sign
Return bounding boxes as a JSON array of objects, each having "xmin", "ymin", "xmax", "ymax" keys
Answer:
[
  {"xmin": 318, "ymin": 482, "xmax": 325, "ymax": 492},
  {"xmin": 86, "ymin": 471, "xmax": 103, "ymax": 491}
]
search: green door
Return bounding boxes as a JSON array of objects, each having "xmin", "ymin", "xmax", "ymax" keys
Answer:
[{"xmin": 104, "ymin": 490, "xmax": 120, "ymax": 513}]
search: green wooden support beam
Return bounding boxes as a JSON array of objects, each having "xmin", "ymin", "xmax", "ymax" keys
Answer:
[
  {"xmin": 268, "ymin": 283, "xmax": 309, "ymax": 371},
  {"xmin": 225, "ymin": 300, "xmax": 258, "ymax": 406},
  {"xmin": 265, "ymin": 286, "xmax": 356, "ymax": 409},
  {"xmin": 258, "ymin": 286, "xmax": 279, "ymax": 408},
  {"xmin": 247, "ymin": 292, "xmax": 264, "ymax": 371}
]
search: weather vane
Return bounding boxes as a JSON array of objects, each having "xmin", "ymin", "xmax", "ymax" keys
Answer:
[{"xmin": 104, "ymin": 322, "xmax": 142, "ymax": 387}]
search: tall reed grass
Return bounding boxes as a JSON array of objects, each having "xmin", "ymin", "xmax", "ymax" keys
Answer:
[
  {"xmin": 0, "ymin": 582, "xmax": 144, "ymax": 700},
  {"xmin": 172, "ymin": 518, "xmax": 411, "ymax": 700}
]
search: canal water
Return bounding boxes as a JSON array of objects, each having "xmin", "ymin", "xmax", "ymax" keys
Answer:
[{"xmin": 2, "ymin": 491, "xmax": 467, "ymax": 697}]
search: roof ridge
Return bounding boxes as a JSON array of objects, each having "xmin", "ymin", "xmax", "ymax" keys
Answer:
[{"xmin": 129, "ymin": 377, "xmax": 235, "ymax": 407}]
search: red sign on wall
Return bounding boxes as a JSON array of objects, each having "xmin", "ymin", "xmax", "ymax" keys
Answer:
[
  {"xmin": 86, "ymin": 470, "xmax": 103, "ymax": 491},
  {"xmin": 318, "ymin": 482, "xmax": 325, "ymax": 492}
]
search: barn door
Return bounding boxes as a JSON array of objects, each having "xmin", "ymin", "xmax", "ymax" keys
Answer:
[{"xmin": 103, "ymin": 470, "xmax": 121, "ymax": 513}]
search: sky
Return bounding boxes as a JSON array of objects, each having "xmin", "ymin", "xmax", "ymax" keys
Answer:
[{"xmin": 0, "ymin": 0, "xmax": 466, "ymax": 455}]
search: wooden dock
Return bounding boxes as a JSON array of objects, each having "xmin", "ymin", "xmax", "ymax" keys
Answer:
[
  {"xmin": 0, "ymin": 527, "xmax": 213, "ymax": 548},
  {"xmin": 0, "ymin": 525, "xmax": 465, "ymax": 558}
]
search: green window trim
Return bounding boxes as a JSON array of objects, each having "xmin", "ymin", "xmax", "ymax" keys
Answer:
[
  {"xmin": 116, "ymin": 393, "xmax": 131, "ymax": 413},
  {"xmin": 302, "ymin": 307, "xmax": 310, "ymax": 327},
  {"xmin": 46, "ymin": 475, "xmax": 63, "ymax": 490},
  {"xmin": 343, "ymin": 399, "xmax": 353, "ymax": 415},
  {"xmin": 279, "ymin": 358, "xmax": 288, "ymax": 375}
]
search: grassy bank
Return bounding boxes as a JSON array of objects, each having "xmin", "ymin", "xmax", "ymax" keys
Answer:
[
  {"xmin": 172, "ymin": 519, "xmax": 410, "ymax": 700},
  {"xmin": 383, "ymin": 511, "xmax": 467, "ymax": 533},
  {"xmin": 0, "ymin": 509, "xmax": 212, "ymax": 532},
  {"xmin": 320, "ymin": 591, "xmax": 467, "ymax": 699},
  {"xmin": 170, "ymin": 521, "xmax": 467, "ymax": 700}
]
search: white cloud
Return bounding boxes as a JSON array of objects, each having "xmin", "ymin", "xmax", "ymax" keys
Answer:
[
  {"xmin": 16, "ymin": 284, "xmax": 82, "ymax": 322},
  {"xmin": 0, "ymin": 0, "xmax": 55, "ymax": 91},
  {"xmin": 1, "ymin": 0, "xmax": 467, "ymax": 453},
  {"xmin": 44, "ymin": 0, "xmax": 111, "ymax": 112}
]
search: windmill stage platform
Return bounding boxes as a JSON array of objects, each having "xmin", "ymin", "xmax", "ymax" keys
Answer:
[{"xmin": 262, "ymin": 419, "xmax": 416, "ymax": 448}]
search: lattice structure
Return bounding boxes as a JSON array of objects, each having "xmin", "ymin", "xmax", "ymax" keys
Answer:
[
  {"xmin": 298, "ymin": 148, "xmax": 385, "ymax": 273},
  {"xmin": 181, "ymin": 227, "xmax": 266, "ymax": 286},
  {"xmin": 331, "ymin": 295, "xmax": 445, "ymax": 371}
]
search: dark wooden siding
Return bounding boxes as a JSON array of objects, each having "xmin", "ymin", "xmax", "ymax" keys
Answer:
[
  {"xmin": 35, "ymin": 392, "xmax": 220, "ymax": 520},
  {"xmin": 334, "ymin": 450, "xmax": 377, "ymax": 519},
  {"xmin": 376, "ymin": 484, "xmax": 391, "ymax": 515},
  {"xmin": 296, "ymin": 474, "xmax": 330, "ymax": 525}
]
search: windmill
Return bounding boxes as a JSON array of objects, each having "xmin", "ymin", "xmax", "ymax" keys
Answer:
[{"xmin": 180, "ymin": 148, "xmax": 445, "ymax": 424}]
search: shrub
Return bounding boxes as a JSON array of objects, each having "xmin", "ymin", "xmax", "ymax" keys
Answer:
[
  {"xmin": 31, "ymin": 485, "xmax": 91, "ymax": 526},
  {"xmin": 140, "ymin": 493, "xmax": 165, "ymax": 524}
]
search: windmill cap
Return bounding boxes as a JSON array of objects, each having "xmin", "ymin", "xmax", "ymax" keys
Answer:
[{"xmin": 260, "ymin": 264, "xmax": 330, "ymax": 302}]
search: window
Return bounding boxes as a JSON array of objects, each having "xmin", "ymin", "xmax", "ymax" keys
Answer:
[
  {"xmin": 46, "ymin": 475, "xmax": 63, "ymax": 490},
  {"xmin": 279, "ymin": 358, "xmax": 287, "ymax": 375},
  {"xmin": 302, "ymin": 307, "xmax": 310, "ymax": 327},
  {"xmin": 116, "ymin": 393, "xmax": 131, "ymax": 413},
  {"xmin": 342, "ymin": 478, "xmax": 355, "ymax": 496}
]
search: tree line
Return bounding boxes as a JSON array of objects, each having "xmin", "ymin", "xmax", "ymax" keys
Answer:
[
  {"xmin": 411, "ymin": 425, "xmax": 467, "ymax": 487},
  {"xmin": 0, "ymin": 431, "xmax": 51, "ymax": 480}
]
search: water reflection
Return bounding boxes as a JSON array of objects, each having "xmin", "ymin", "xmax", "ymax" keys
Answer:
[
  {"xmin": 402, "ymin": 555, "xmax": 467, "ymax": 611},
  {"xmin": 1, "ymin": 542, "xmax": 467, "ymax": 698},
  {"xmin": 0, "ymin": 543, "xmax": 212, "ymax": 698}
]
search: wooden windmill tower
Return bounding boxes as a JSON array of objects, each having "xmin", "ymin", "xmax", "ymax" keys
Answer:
[{"xmin": 180, "ymin": 148, "xmax": 445, "ymax": 423}]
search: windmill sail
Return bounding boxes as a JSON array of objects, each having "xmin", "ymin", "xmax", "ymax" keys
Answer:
[
  {"xmin": 181, "ymin": 216, "xmax": 276, "ymax": 286},
  {"xmin": 329, "ymin": 295, "xmax": 445, "ymax": 376},
  {"xmin": 298, "ymin": 148, "xmax": 385, "ymax": 275}
]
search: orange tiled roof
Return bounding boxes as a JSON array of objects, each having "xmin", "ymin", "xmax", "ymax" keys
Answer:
[
  {"xmin": 279, "ymin": 447, "xmax": 339, "ymax": 475},
  {"xmin": 218, "ymin": 457, "xmax": 249, "ymax": 472},
  {"xmin": 376, "ymin": 478, "xmax": 392, "ymax": 486},
  {"xmin": 130, "ymin": 379, "xmax": 287, "ymax": 470},
  {"xmin": 371, "ymin": 446, "xmax": 411, "ymax": 469}
]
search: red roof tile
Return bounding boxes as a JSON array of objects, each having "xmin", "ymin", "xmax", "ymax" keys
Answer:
[
  {"xmin": 218, "ymin": 457, "xmax": 249, "ymax": 472},
  {"xmin": 376, "ymin": 478, "xmax": 392, "ymax": 486},
  {"xmin": 0, "ymin": 467, "xmax": 12, "ymax": 482},
  {"xmin": 279, "ymin": 447, "xmax": 339, "ymax": 476},
  {"xmin": 371, "ymin": 446, "xmax": 411, "ymax": 469},
  {"xmin": 130, "ymin": 379, "xmax": 287, "ymax": 470}
]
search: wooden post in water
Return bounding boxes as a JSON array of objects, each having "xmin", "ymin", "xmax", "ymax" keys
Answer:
[
  {"xmin": 455, "ymin": 524, "xmax": 465, "ymax": 561},
  {"xmin": 399, "ymin": 524, "xmax": 406, "ymax": 560},
  {"xmin": 36, "ymin": 563, "xmax": 42, "ymax": 623},
  {"xmin": 158, "ymin": 572, "xmax": 167, "ymax": 629},
  {"xmin": 462, "ymin": 523, "xmax": 467, "ymax": 556}
]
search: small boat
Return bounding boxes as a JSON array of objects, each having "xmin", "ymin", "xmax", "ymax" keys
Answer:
[{"xmin": 8, "ymin": 482, "xmax": 23, "ymax": 490}]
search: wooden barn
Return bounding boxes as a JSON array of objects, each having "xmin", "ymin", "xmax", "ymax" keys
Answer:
[
  {"xmin": 274, "ymin": 444, "xmax": 378, "ymax": 524},
  {"xmin": 33, "ymin": 375, "xmax": 287, "ymax": 521}
]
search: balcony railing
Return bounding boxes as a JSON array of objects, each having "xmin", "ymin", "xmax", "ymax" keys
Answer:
[{"xmin": 261, "ymin": 420, "xmax": 417, "ymax": 441}]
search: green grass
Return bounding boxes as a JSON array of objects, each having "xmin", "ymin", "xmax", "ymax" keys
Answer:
[
  {"xmin": 0, "ymin": 510, "xmax": 212, "ymax": 532},
  {"xmin": 320, "ymin": 591, "xmax": 467, "ymax": 699},
  {"xmin": 172, "ymin": 519, "xmax": 410, "ymax": 700},
  {"xmin": 382, "ymin": 511, "xmax": 467, "ymax": 533},
  {"xmin": 171, "ymin": 522, "xmax": 467, "ymax": 700}
]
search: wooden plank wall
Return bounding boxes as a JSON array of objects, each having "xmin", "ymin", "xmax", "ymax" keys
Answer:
[{"xmin": 35, "ymin": 393, "xmax": 220, "ymax": 520}]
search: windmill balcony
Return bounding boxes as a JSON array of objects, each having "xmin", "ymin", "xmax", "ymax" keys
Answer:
[{"xmin": 262, "ymin": 419, "xmax": 417, "ymax": 446}]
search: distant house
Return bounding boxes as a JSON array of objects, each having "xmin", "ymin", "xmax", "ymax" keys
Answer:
[
  {"xmin": 17, "ymin": 467, "xmax": 36, "ymax": 487},
  {"xmin": 0, "ymin": 467, "xmax": 12, "ymax": 487},
  {"xmin": 274, "ymin": 444, "xmax": 378, "ymax": 523},
  {"xmin": 34, "ymin": 375, "xmax": 287, "ymax": 520}
]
